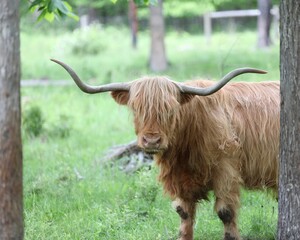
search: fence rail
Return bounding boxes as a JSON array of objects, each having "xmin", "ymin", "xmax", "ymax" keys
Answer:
[
  {"xmin": 203, "ymin": 6, "xmax": 279, "ymax": 44},
  {"xmin": 21, "ymin": 80, "xmax": 72, "ymax": 87}
]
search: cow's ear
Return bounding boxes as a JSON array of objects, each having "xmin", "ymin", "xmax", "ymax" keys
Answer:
[
  {"xmin": 180, "ymin": 93, "xmax": 195, "ymax": 105},
  {"xmin": 111, "ymin": 91, "xmax": 130, "ymax": 105}
]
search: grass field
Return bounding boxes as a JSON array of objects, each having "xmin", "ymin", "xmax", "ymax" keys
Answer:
[
  {"xmin": 21, "ymin": 26, "xmax": 279, "ymax": 239},
  {"xmin": 21, "ymin": 25, "xmax": 279, "ymax": 82}
]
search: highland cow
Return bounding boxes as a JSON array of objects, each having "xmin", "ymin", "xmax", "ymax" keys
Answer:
[{"xmin": 52, "ymin": 59, "xmax": 279, "ymax": 240}]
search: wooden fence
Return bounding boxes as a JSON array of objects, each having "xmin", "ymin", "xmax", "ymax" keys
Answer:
[
  {"xmin": 21, "ymin": 80, "xmax": 72, "ymax": 87},
  {"xmin": 203, "ymin": 6, "xmax": 279, "ymax": 44}
]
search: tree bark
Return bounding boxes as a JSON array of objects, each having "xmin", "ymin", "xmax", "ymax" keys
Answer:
[
  {"xmin": 149, "ymin": 0, "xmax": 168, "ymax": 72},
  {"xmin": 257, "ymin": 0, "xmax": 272, "ymax": 48},
  {"xmin": 0, "ymin": 0, "xmax": 23, "ymax": 239},
  {"xmin": 278, "ymin": 1, "xmax": 300, "ymax": 239}
]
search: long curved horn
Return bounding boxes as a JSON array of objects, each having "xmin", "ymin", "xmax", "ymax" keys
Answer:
[
  {"xmin": 177, "ymin": 68, "xmax": 267, "ymax": 96},
  {"xmin": 51, "ymin": 59, "xmax": 130, "ymax": 94}
]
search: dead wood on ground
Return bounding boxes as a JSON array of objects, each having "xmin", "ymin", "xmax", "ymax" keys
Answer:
[{"xmin": 103, "ymin": 140, "xmax": 153, "ymax": 173}]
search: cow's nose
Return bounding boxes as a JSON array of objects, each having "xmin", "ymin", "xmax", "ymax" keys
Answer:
[{"xmin": 142, "ymin": 135, "xmax": 161, "ymax": 148}]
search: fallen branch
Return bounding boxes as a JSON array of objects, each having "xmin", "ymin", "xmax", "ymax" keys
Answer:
[{"xmin": 103, "ymin": 140, "xmax": 153, "ymax": 173}]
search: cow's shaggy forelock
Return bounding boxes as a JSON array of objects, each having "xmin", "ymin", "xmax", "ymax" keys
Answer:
[{"xmin": 128, "ymin": 76, "xmax": 181, "ymax": 130}]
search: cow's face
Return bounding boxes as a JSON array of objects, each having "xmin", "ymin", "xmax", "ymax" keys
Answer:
[{"xmin": 111, "ymin": 77, "xmax": 193, "ymax": 154}]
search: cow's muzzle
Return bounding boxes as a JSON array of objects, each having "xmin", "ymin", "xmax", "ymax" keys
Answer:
[
  {"xmin": 143, "ymin": 135, "xmax": 160, "ymax": 147},
  {"xmin": 141, "ymin": 134, "xmax": 164, "ymax": 154}
]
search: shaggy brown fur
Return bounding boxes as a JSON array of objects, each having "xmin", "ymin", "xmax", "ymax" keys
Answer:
[{"xmin": 111, "ymin": 77, "xmax": 279, "ymax": 240}]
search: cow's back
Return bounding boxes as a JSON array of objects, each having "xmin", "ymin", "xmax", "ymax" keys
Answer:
[{"xmin": 224, "ymin": 82, "xmax": 280, "ymax": 190}]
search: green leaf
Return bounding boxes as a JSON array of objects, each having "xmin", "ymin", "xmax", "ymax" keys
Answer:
[
  {"xmin": 56, "ymin": 9, "xmax": 65, "ymax": 18},
  {"xmin": 55, "ymin": 0, "xmax": 69, "ymax": 14},
  {"xmin": 37, "ymin": 9, "xmax": 47, "ymax": 21},
  {"xmin": 29, "ymin": 0, "xmax": 43, "ymax": 9},
  {"xmin": 48, "ymin": 0, "xmax": 56, "ymax": 12},
  {"xmin": 67, "ymin": 12, "xmax": 79, "ymax": 21},
  {"xmin": 28, "ymin": 0, "xmax": 78, "ymax": 21},
  {"xmin": 44, "ymin": 12, "xmax": 55, "ymax": 22},
  {"xmin": 63, "ymin": 1, "xmax": 73, "ymax": 11},
  {"xmin": 63, "ymin": 1, "xmax": 79, "ymax": 21},
  {"xmin": 29, "ymin": 0, "xmax": 44, "ymax": 11},
  {"xmin": 37, "ymin": 6, "xmax": 46, "ymax": 11}
]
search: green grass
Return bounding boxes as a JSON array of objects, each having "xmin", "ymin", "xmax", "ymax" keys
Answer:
[
  {"xmin": 21, "ymin": 25, "xmax": 279, "ymax": 82},
  {"xmin": 22, "ymin": 26, "xmax": 279, "ymax": 239}
]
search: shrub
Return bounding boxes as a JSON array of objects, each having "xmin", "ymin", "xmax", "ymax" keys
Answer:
[
  {"xmin": 23, "ymin": 105, "xmax": 44, "ymax": 137},
  {"xmin": 49, "ymin": 114, "xmax": 72, "ymax": 138},
  {"xmin": 60, "ymin": 24, "xmax": 105, "ymax": 56}
]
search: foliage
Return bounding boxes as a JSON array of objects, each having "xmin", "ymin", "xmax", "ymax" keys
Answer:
[
  {"xmin": 138, "ymin": 0, "xmax": 216, "ymax": 18},
  {"xmin": 28, "ymin": 0, "xmax": 78, "ymax": 22},
  {"xmin": 59, "ymin": 24, "xmax": 105, "ymax": 55},
  {"xmin": 72, "ymin": 0, "xmax": 128, "ymax": 17},
  {"xmin": 212, "ymin": 0, "xmax": 279, "ymax": 10},
  {"xmin": 22, "ymin": 102, "xmax": 72, "ymax": 139},
  {"xmin": 23, "ymin": 105, "xmax": 44, "ymax": 137},
  {"xmin": 21, "ymin": 28, "xmax": 280, "ymax": 81},
  {"xmin": 164, "ymin": 1, "xmax": 214, "ymax": 17},
  {"xmin": 26, "ymin": 0, "xmax": 130, "ymax": 22},
  {"xmin": 211, "ymin": 0, "xmax": 256, "ymax": 10},
  {"xmin": 26, "ymin": 0, "xmax": 280, "ymax": 23},
  {"xmin": 49, "ymin": 114, "xmax": 73, "ymax": 138}
]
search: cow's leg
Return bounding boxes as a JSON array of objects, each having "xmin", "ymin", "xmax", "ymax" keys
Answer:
[
  {"xmin": 213, "ymin": 159, "xmax": 242, "ymax": 240},
  {"xmin": 215, "ymin": 197, "xmax": 240, "ymax": 240},
  {"xmin": 172, "ymin": 198, "xmax": 196, "ymax": 240}
]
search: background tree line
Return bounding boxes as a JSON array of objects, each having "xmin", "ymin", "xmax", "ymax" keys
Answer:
[{"xmin": 23, "ymin": 0, "xmax": 278, "ymax": 72}]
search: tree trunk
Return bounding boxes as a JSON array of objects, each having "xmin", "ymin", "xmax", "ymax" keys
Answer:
[
  {"xmin": 257, "ymin": 0, "xmax": 272, "ymax": 48},
  {"xmin": 128, "ymin": 0, "xmax": 138, "ymax": 49},
  {"xmin": 87, "ymin": 8, "xmax": 99, "ymax": 25},
  {"xmin": 149, "ymin": 0, "xmax": 168, "ymax": 72},
  {"xmin": 79, "ymin": 7, "xmax": 99, "ymax": 28},
  {"xmin": 0, "ymin": 0, "xmax": 23, "ymax": 239},
  {"xmin": 278, "ymin": 1, "xmax": 300, "ymax": 239}
]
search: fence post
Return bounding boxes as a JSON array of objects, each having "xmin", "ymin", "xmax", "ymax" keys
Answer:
[
  {"xmin": 204, "ymin": 13, "xmax": 212, "ymax": 44},
  {"xmin": 271, "ymin": 5, "xmax": 279, "ymax": 39}
]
